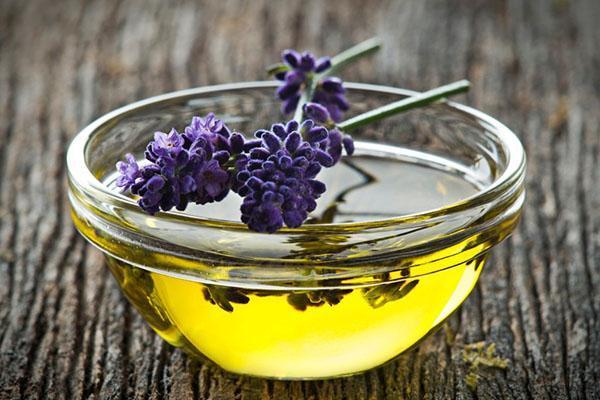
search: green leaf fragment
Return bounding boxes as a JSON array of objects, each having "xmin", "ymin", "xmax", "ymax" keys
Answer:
[{"xmin": 266, "ymin": 63, "xmax": 289, "ymax": 76}]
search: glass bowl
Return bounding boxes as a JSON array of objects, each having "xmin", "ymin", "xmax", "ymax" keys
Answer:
[{"xmin": 67, "ymin": 82, "xmax": 525, "ymax": 379}]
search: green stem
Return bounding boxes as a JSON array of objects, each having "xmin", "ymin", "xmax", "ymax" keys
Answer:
[
  {"xmin": 327, "ymin": 37, "xmax": 382, "ymax": 77},
  {"xmin": 293, "ymin": 37, "xmax": 382, "ymax": 123},
  {"xmin": 337, "ymin": 80, "xmax": 471, "ymax": 131}
]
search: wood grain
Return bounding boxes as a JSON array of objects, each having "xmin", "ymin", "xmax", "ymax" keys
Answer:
[{"xmin": 0, "ymin": 0, "xmax": 598, "ymax": 398}]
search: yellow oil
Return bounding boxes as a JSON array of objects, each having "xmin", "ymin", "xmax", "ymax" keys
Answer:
[
  {"xmin": 77, "ymin": 155, "xmax": 518, "ymax": 379},
  {"xmin": 113, "ymin": 256, "xmax": 482, "ymax": 378}
]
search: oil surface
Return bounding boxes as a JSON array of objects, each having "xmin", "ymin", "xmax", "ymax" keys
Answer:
[{"xmin": 96, "ymin": 153, "xmax": 490, "ymax": 379}]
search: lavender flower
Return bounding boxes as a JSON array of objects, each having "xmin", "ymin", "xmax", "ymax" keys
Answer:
[
  {"xmin": 233, "ymin": 119, "xmax": 353, "ymax": 233},
  {"xmin": 275, "ymin": 49, "xmax": 348, "ymax": 121},
  {"xmin": 116, "ymin": 113, "xmax": 240, "ymax": 214},
  {"xmin": 150, "ymin": 129, "xmax": 184, "ymax": 158}
]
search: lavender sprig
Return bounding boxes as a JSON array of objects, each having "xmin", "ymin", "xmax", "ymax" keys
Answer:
[
  {"xmin": 274, "ymin": 50, "xmax": 349, "ymax": 123},
  {"xmin": 115, "ymin": 113, "xmax": 244, "ymax": 214},
  {"xmin": 233, "ymin": 117, "xmax": 353, "ymax": 232},
  {"xmin": 274, "ymin": 51, "xmax": 330, "ymax": 115}
]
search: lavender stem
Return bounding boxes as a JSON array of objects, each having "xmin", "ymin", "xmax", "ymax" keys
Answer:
[{"xmin": 337, "ymin": 80, "xmax": 471, "ymax": 131}]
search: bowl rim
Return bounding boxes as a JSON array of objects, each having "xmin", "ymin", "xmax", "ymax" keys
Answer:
[{"xmin": 67, "ymin": 80, "xmax": 526, "ymax": 234}]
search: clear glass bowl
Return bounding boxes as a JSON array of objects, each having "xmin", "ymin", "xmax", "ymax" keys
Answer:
[{"xmin": 67, "ymin": 82, "xmax": 526, "ymax": 379}]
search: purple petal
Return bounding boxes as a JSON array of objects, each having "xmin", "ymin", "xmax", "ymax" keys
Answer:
[
  {"xmin": 262, "ymin": 132, "xmax": 281, "ymax": 152},
  {"xmin": 181, "ymin": 175, "xmax": 196, "ymax": 193},
  {"xmin": 146, "ymin": 175, "xmax": 165, "ymax": 192},
  {"xmin": 309, "ymin": 179, "xmax": 326, "ymax": 195},
  {"xmin": 115, "ymin": 175, "xmax": 129, "ymax": 188},
  {"xmin": 332, "ymin": 93, "xmax": 350, "ymax": 110},
  {"xmin": 285, "ymin": 70, "xmax": 305, "ymax": 85},
  {"xmin": 271, "ymin": 124, "xmax": 287, "ymax": 139},
  {"xmin": 205, "ymin": 182, "xmax": 221, "ymax": 197},
  {"xmin": 328, "ymin": 129, "xmax": 342, "ymax": 146},
  {"xmin": 307, "ymin": 126, "xmax": 328, "ymax": 143},
  {"xmin": 276, "ymin": 83, "xmax": 300, "ymax": 100},
  {"xmin": 314, "ymin": 57, "xmax": 331, "ymax": 73},
  {"xmin": 305, "ymin": 162, "xmax": 321, "ymax": 178},
  {"xmin": 278, "ymin": 155, "xmax": 293, "ymax": 170},
  {"xmin": 303, "ymin": 102, "xmax": 330, "ymax": 123},
  {"xmin": 299, "ymin": 119, "xmax": 314, "ymax": 133},
  {"xmin": 282, "ymin": 49, "xmax": 301, "ymax": 68},
  {"xmin": 229, "ymin": 133, "xmax": 245, "ymax": 154},
  {"xmin": 283, "ymin": 210, "xmax": 305, "ymax": 228},
  {"xmin": 299, "ymin": 52, "xmax": 316, "ymax": 72},
  {"xmin": 285, "ymin": 120, "xmax": 299, "ymax": 133},
  {"xmin": 315, "ymin": 149, "xmax": 334, "ymax": 167},
  {"xmin": 284, "ymin": 132, "xmax": 301, "ymax": 153},
  {"xmin": 342, "ymin": 135, "xmax": 355, "ymax": 155},
  {"xmin": 247, "ymin": 176, "xmax": 263, "ymax": 190},
  {"xmin": 328, "ymin": 106, "xmax": 343, "ymax": 122},
  {"xmin": 213, "ymin": 150, "xmax": 231, "ymax": 164},
  {"xmin": 236, "ymin": 170, "xmax": 250, "ymax": 182},
  {"xmin": 321, "ymin": 77, "xmax": 344, "ymax": 93}
]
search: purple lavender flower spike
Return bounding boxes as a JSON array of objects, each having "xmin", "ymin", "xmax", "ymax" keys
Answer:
[
  {"xmin": 275, "ymin": 49, "xmax": 349, "ymax": 120},
  {"xmin": 117, "ymin": 113, "xmax": 242, "ymax": 214},
  {"xmin": 233, "ymin": 119, "xmax": 348, "ymax": 233}
]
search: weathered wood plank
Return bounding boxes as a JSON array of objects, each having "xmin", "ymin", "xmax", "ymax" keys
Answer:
[{"xmin": 0, "ymin": 0, "xmax": 598, "ymax": 398}]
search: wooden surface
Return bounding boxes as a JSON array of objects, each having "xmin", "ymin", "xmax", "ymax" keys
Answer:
[{"xmin": 0, "ymin": 0, "xmax": 599, "ymax": 399}]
